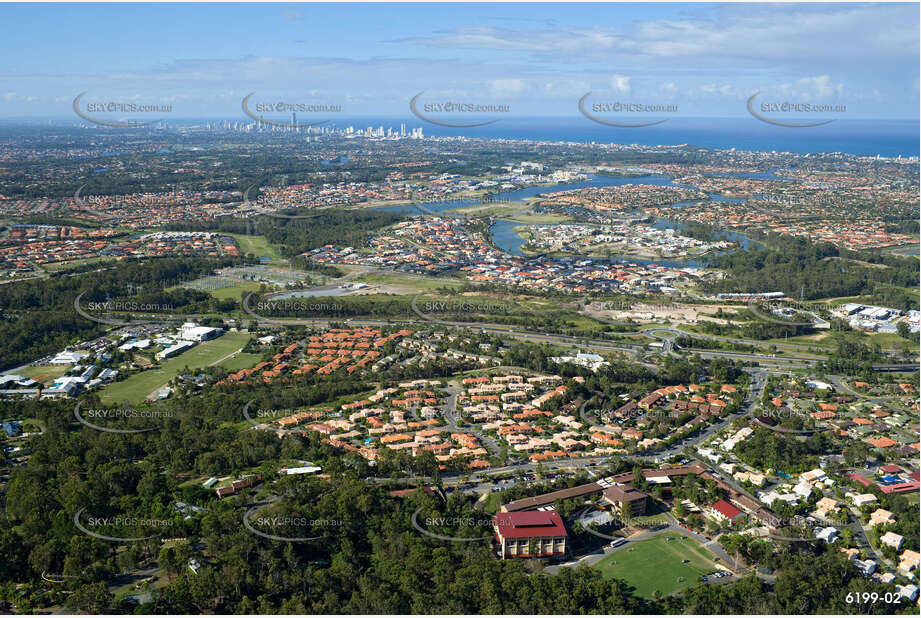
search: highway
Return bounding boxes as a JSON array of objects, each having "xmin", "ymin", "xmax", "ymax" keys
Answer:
[
  {"xmin": 76, "ymin": 291, "xmax": 916, "ymax": 376},
  {"xmin": 643, "ymin": 327, "xmax": 828, "ymax": 357}
]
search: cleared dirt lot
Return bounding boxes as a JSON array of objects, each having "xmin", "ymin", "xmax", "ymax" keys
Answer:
[{"xmin": 584, "ymin": 301, "xmax": 730, "ymax": 324}]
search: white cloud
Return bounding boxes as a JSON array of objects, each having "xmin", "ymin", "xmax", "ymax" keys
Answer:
[
  {"xmin": 394, "ymin": 5, "xmax": 918, "ymax": 70},
  {"xmin": 393, "ymin": 26, "xmax": 620, "ymax": 54},
  {"xmin": 0, "ymin": 5, "xmax": 915, "ymax": 119},
  {"xmin": 609, "ymin": 75, "xmax": 631, "ymax": 94},
  {"xmin": 777, "ymin": 75, "xmax": 844, "ymax": 100},
  {"xmin": 2, "ymin": 92, "xmax": 40, "ymax": 103},
  {"xmin": 542, "ymin": 79, "xmax": 590, "ymax": 97},
  {"xmin": 487, "ymin": 78, "xmax": 527, "ymax": 97},
  {"xmin": 696, "ymin": 83, "xmax": 741, "ymax": 98}
]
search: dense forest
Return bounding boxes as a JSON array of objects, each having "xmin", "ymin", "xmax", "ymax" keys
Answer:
[
  {"xmin": 704, "ymin": 232, "xmax": 919, "ymax": 307},
  {"xmin": 732, "ymin": 427, "xmax": 836, "ymax": 474},
  {"xmin": 693, "ymin": 318, "xmax": 816, "ymax": 341},
  {"xmin": 166, "ymin": 208, "xmax": 404, "ymax": 257},
  {"xmin": 0, "ymin": 387, "xmax": 913, "ymax": 615}
]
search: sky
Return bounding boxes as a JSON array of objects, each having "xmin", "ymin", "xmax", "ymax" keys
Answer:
[{"xmin": 0, "ymin": 2, "xmax": 918, "ymax": 122}]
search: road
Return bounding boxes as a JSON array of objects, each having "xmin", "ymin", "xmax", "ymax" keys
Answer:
[
  {"xmin": 666, "ymin": 325, "xmax": 832, "ymax": 354},
  {"xmin": 395, "ymin": 367, "xmax": 770, "ymax": 491},
  {"xmin": 827, "ymin": 374, "xmax": 915, "ymax": 409},
  {"xmin": 88, "ymin": 292, "xmax": 851, "ymax": 373},
  {"xmin": 439, "ymin": 382, "xmax": 502, "ymax": 456},
  {"xmin": 78, "ymin": 294, "xmax": 918, "ymax": 374},
  {"xmin": 420, "ymin": 368, "xmax": 776, "ymax": 537},
  {"xmin": 823, "ymin": 375, "xmax": 917, "ymax": 442},
  {"xmin": 578, "ymin": 393, "xmax": 602, "ymax": 426}
]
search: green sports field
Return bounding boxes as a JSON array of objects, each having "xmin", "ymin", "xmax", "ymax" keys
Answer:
[
  {"xmin": 592, "ymin": 532, "xmax": 718, "ymax": 599},
  {"xmin": 226, "ymin": 233, "xmax": 284, "ymax": 261},
  {"xmin": 99, "ymin": 332, "xmax": 258, "ymax": 404},
  {"xmin": 15, "ymin": 364, "xmax": 71, "ymax": 385}
]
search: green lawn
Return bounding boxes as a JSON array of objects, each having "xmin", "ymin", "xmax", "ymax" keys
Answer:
[
  {"xmin": 592, "ymin": 532, "xmax": 718, "ymax": 599},
  {"xmin": 413, "ymin": 293, "xmax": 612, "ymax": 334},
  {"xmin": 358, "ymin": 272, "xmax": 464, "ymax": 293},
  {"xmin": 100, "ymin": 332, "xmax": 255, "ymax": 404},
  {"xmin": 762, "ymin": 327, "xmax": 916, "ymax": 351},
  {"xmin": 218, "ymin": 352, "xmax": 263, "ymax": 373},
  {"xmin": 825, "ymin": 286, "xmax": 920, "ymax": 306},
  {"xmin": 763, "ymin": 332, "xmax": 834, "ymax": 347},
  {"xmin": 226, "ymin": 234, "xmax": 284, "ymax": 261},
  {"xmin": 15, "ymin": 364, "xmax": 71, "ymax": 385},
  {"xmin": 479, "ymin": 492, "xmax": 503, "ymax": 514},
  {"xmin": 167, "ymin": 278, "xmax": 266, "ymax": 301},
  {"xmin": 866, "ymin": 331, "xmax": 919, "ymax": 350},
  {"xmin": 505, "ymin": 214, "xmax": 571, "ymax": 224},
  {"xmin": 40, "ymin": 256, "xmax": 112, "ymax": 272},
  {"xmin": 445, "ymin": 204, "xmax": 523, "ymax": 217},
  {"xmin": 208, "ymin": 281, "xmax": 265, "ymax": 300}
]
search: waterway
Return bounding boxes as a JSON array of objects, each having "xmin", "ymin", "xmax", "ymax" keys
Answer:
[
  {"xmin": 374, "ymin": 174, "xmax": 684, "ymax": 216},
  {"xmin": 487, "ymin": 218, "xmax": 756, "ymax": 269},
  {"xmin": 374, "ymin": 172, "xmax": 767, "ymax": 268}
]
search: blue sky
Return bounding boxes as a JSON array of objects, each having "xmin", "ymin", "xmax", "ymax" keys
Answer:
[{"xmin": 1, "ymin": 2, "xmax": 918, "ymax": 120}]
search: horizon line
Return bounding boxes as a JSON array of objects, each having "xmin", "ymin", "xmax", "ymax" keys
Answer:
[{"xmin": 0, "ymin": 115, "xmax": 918, "ymax": 124}]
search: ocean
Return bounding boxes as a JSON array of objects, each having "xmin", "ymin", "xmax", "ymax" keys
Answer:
[{"xmin": 328, "ymin": 116, "xmax": 919, "ymax": 159}]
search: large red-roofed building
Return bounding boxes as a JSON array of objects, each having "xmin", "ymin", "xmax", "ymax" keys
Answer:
[
  {"xmin": 879, "ymin": 481, "xmax": 920, "ymax": 495},
  {"xmin": 493, "ymin": 510, "xmax": 568, "ymax": 559},
  {"xmin": 708, "ymin": 499, "xmax": 744, "ymax": 523}
]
